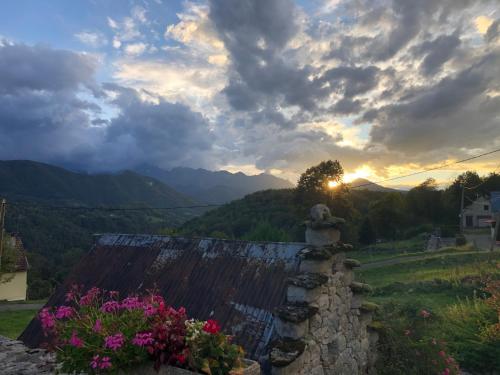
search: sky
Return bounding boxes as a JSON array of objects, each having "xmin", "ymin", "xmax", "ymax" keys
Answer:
[{"xmin": 0, "ymin": 0, "xmax": 499, "ymax": 187}]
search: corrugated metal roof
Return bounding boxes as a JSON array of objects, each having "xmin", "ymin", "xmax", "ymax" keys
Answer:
[{"xmin": 20, "ymin": 234, "xmax": 306, "ymax": 361}]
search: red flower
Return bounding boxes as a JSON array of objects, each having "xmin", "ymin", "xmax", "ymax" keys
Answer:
[{"xmin": 203, "ymin": 319, "xmax": 221, "ymax": 334}]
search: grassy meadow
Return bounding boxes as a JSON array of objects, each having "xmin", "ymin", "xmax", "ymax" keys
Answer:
[{"xmin": 351, "ymin": 240, "xmax": 500, "ymax": 374}]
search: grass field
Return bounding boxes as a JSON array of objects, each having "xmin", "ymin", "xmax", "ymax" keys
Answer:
[
  {"xmin": 0, "ymin": 309, "xmax": 37, "ymax": 339},
  {"xmin": 352, "ymin": 241, "xmax": 500, "ymax": 373}
]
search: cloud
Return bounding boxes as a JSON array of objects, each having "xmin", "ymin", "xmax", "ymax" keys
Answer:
[
  {"xmin": 124, "ymin": 42, "xmax": 148, "ymax": 56},
  {"xmin": 0, "ymin": 41, "xmax": 97, "ymax": 93},
  {"xmin": 0, "ymin": 41, "xmax": 216, "ymax": 172},
  {"xmin": 412, "ymin": 34, "xmax": 461, "ymax": 76},
  {"xmin": 368, "ymin": 53, "xmax": 500, "ymax": 156},
  {"xmin": 475, "ymin": 15, "xmax": 494, "ymax": 34},
  {"xmin": 75, "ymin": 31, "xmax": 108, "ymax": 48}
]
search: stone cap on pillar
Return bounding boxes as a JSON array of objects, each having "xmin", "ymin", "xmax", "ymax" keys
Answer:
[{"xmin": 305, "ymin": 204, "xmax": 345, "ymax": 246}]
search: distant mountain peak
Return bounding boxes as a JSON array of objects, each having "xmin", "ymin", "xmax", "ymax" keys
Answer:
[
  {"xmin": 348, "ymin": 178, "xmax": 398, "ymax": 192},
  {"xmin": 136, "ymin": 165, "xmax": 294, "ymax": 204}
]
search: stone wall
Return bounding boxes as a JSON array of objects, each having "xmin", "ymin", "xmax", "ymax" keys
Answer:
[
  {"xmin": 269, "ymin": 204, "xmax": 378, "ymax": 375},
  {"xmin": 0, "ymin": 335, "xmax": 55, "ymax": 374}
]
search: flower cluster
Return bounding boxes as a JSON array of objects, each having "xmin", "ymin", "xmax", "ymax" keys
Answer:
[{"xmin": 39, "ymin": 287, "xmax": 244, "ymax": 374}]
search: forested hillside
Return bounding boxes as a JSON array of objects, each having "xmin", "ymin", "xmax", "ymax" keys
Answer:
[
  {"xmin": 0, "ymin": 160, "xmax": 197, "ymax": 207},
  {"xmin": 0, "ymin": 160, "xmax": 206, "ymax": 298},
  {"xmin": 136, "ymin": 165, "xmax": 294, "ymax": 204},
  {"xmin": 181, "ymin": 167, "xmax": 500, "ymax": 246}
]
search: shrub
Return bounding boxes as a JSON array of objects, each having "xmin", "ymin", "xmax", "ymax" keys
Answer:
[
  {"xmin": 39, "ymin": 286, "xmax": 244, "ymax": 374},
  {"xmin": 438, "ymin": 296, "xmax": 500, "ymax": 372},
  {"xmin": 375, "ymin": 303, "xmax": 460, "ymax": 375}
]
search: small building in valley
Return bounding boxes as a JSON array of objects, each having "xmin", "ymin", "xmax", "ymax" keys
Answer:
[
  {"xmin": 0, "ymin": 234, "xmax": 28, "ymax": 301},
  {"xmin": 462, "ymin": 196, "xmax": 492, "ymax": 228}
]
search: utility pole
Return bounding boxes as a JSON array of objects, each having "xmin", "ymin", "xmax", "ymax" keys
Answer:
[
  {"xmin": 491, "ymin": 212, "xmax": 500, "ymax": 252},
  {"xmin": 0, "ymin": 199, "xmax": 6, "ymax": 268},
  {"xmin": 459, "ymin": 185, "xmax": 465, "ymax": 233}
]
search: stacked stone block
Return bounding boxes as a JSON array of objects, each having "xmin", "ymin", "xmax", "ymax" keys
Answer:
[{"xmin": 269, "ymin": 204, "xmax": 378, "ymax": 375}]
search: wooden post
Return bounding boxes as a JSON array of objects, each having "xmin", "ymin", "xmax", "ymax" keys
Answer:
[
  {"xmin": 491, "ymin": 212, "xmax": 500, "ymax": 252},
  {"xmin": 0, "ymin": 199, "xmax": 6, "ymax": 268}
]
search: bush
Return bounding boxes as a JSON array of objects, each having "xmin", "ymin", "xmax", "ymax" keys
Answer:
[
  {"xmin": 39, "ymin": 286, "xmax": 244, "ymax": 374},
  {"xmin": 375, "ymin": 303, "xmax": 459, "ymax": 375},
  {"xmin": 455, "ymin": 234, "xmax": 466, "ymax": 246},
  {"xmin": 438, "ymin": 298, "xmax": 500, "ymax": 372}
]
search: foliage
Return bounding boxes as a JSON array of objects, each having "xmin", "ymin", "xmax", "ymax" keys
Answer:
[
  {"xmin": 376, "ymin": 304, "xmax": 460, "ymax": 375},
  {"xmin": 0, "ymin": 233, "xmax": 18, "ymax": 274},
  {"xmin": 437, "ymin": 295, "xmax": 500, "ymax": 372},
  {"xmin": 368, "ymin": 193, "xmax": 405, "ymax": 240},
  {"xmin": 296, "ymin": 160, "xmax": 344, "ymax": 194},
  {"xmin": 39, "ymin": 287, "xmax": 244, "ymax": 374},
  {"xmin": 358, "ymin": 218, "xmax": 376, "ymax": 245}
]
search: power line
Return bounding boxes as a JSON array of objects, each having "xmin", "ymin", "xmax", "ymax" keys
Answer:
[
  {"xmin": 4, "ymin": 147, "xmax": 500, "ymax": 212},
  {"xmin": 349, "ymin": 147, "xmax": 500, "ymax": 190},
  {"xmin": 9, "ymin": 202, "xmax": 222, "ymax": 212}
]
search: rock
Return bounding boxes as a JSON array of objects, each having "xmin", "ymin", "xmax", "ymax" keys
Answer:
[
  {"xmin": 350, "ymin": 282, "xmax": 373, "ymax": 294},
  {"xmin": 288, "ymin": 273, "xmax": 329, "ymax": 289},
  {"xmin": 275, "ymin": 303, "xmax": 319, "ymax": 323},
  {"xmin": 344, "ymin": 259, "xmax": 361, "ymax": 268},
  {"xmin": 269, "ymin": 338, "xmax": 306, "ymax": 367}
]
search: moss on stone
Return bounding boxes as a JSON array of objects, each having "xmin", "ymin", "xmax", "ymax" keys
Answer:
[
  {"xmin": 350, "ymin": 281, "xmax": 373, "ymax": 294},
  {"xmin": 344, "ymin": 258, "xmax": 361, "ymax": 268},
  {"xmin": 269, "ymin": 338, "xmax": 306, "ymax": 367},
  {"xmin": 288, "ymin": 272, "xmax": 329, "ymax": 289},
  {"xmin": 360, "ymin": 301, "xmax": 379, "ymax": 313}
]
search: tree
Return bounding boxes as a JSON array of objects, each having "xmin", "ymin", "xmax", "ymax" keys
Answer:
[
  {"xmin": 405, "ymin": 178, "xmax": 442, "ymax": 223},
  {"xmin": 359, "ymin": 218, "xmax": 376, "ymax": 245},
  {"xmin": 296, "ymin": 160, "xmax": 344, "ymax": 194},
  {"xmin": 369, "ymin": 193, "xmax": 405, "ymax": 240}
]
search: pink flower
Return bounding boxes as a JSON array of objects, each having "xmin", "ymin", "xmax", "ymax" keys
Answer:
[
  {"xmin": 132, "ymin": 332, "xmax": 154, "ymax": 346},
  {"xmin": 79, "ymin": 287, "xmax": 100, "ymax": 306},
  {"xmin": 104, "ymin": 333, "xmax": 125, "ymax": 351},
  {"xmin": 39, "ymin": 308, "xmax": 55, "ymax": 331},
  {"xmin": 69, "ymin": 331, "xmax": 84, "ymax": 348},
  {"xmin": 65, "ymin": 291, "xmax": 75, "ymax": 303},
  {"xmin": 55, "ymin": 306, "xmax": 74, "ymax": 319},
  {"xmin": 143, "ymin": 303, "xmax": 157, "ymax": 317},
  {"xmin": 90, "ymin": 355, "xmax": 100, "ymax": 369},
  {"xmin": 101, "ymin": 301, "xmax": 120, "ymax": 313},
  {"xmin": 203, "ymin": 319, "xmax": 221, "ymax": 334},
  {"xmin": 442, "ymin": 368, "xmax": 450, "ymax": 375},
  {"xmin": 121, "ymin": 297, "xmax": 142, "ymax": 310},
  {"xmin": 419, "ymin": 309, "xmax": 431, "ymax": 318},
  {"xmin": 438, "ymin": 350, "xmax": 446, "ymax": 358},
  {"xmin": 100, "ymin": 356, "xmax": 112, "ymax": 369},
  {"xmin": 93, "ymin": 319, "xmax": 102, "ymax": 333}
]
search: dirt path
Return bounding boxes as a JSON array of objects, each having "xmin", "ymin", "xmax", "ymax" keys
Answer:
[{"xmin": 360, "ymin": 250, "xmax": 487, "ymax": 270}]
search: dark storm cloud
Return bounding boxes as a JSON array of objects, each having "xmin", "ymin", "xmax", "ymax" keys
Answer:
[
  {"xmin": 369, "ymin": 53, "xmax": 500, "ymax": 154},
  {"xmin": 0, "ymin": 42, "xmax": 97, "ymax": 93},
  {"xmin": 332, "ymin": 98, "xmax": 363, "ymax": 115},
  {"xmin": 209, "ymin": 0, "xmax": 326, "ymax": 112},
  {"xmin": 0, "ymin": 42, "xmax": 215, "ymax": 171},
  {"xmin": 412, "ymin": 34, "xmax": 461, "ymax": 76},
  {"xmin": 0, "ymin": 42, "xmax": 101, "ymax": 164},
  {"xmin": 99, "ymin": 85, "xmax": 215, "ymax": 170},
  {"xmin": 321, "ymin": 66, "xmax": 381, "ymax": 98},
  {"xmin": 486, "ymin": 20, "xmax": 500, "ymax": 43}
]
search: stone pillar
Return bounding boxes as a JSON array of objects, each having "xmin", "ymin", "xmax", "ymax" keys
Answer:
[{"xmin": 269, "ymin": 204, "xmax": 377, "ymax": 375}]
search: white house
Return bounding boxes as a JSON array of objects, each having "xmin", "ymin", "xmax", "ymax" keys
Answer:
[
  {"xmin": 462, "ymin": 196, "xmax": 492, "ymax": 228},
  {"xmin": 0, "ymin": 234, "xmax": 28, "ymax": 301}
]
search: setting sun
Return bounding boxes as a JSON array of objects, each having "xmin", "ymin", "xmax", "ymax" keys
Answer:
[{"xmin": 327, "ymin": 180, "xmax": 339, "ymax": 189}]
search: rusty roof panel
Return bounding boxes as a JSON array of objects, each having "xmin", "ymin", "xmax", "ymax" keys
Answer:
[{"xmin": 20, "ymin": 234, "xmax": 306, "ymax": 362}]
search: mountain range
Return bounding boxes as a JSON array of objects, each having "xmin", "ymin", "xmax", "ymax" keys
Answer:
[{"xmin": 136, "ymin": 165, "xmax": 294, "ymax": 204}]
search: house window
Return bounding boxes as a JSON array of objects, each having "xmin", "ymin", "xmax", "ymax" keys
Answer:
[{"xmin": 484, "ymin": 205, "xmax": 489, "ymax": 211}]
